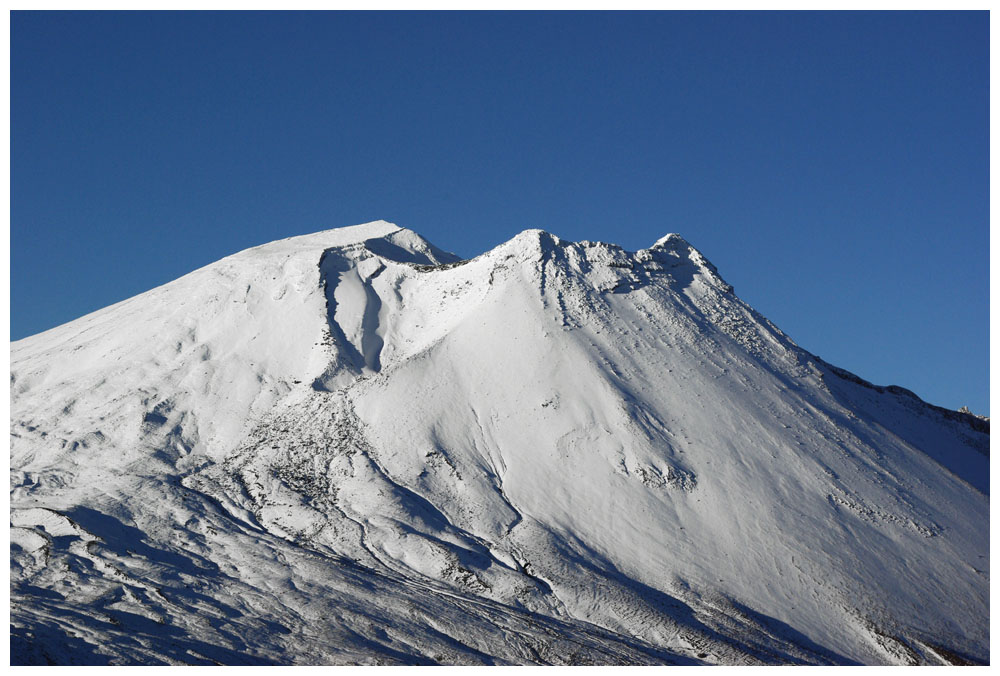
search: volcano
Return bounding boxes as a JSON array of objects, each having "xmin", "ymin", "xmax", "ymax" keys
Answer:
[{"xmin": 10, "ymin": 221, "xmax": 988, "ymax": 665}]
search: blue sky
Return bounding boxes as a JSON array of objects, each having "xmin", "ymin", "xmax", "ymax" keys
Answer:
[{"xmin": 11, "ymin": 11, "xmax": 989, "ymax": 414}]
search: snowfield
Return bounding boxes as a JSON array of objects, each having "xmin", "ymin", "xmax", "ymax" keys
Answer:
[{"xmin": 10, "ymin": 221, "xmax": 988, "ymax": 665}]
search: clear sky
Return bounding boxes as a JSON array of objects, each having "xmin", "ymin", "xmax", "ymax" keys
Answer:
[{"xmin": 11, "ymin": 10, "xmax": 989, "ymax": 415}]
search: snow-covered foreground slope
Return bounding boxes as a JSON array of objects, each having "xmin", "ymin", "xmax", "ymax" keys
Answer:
[{"xmin": 10, "ymin": 221, "xmax": 988, "ymax": 665}]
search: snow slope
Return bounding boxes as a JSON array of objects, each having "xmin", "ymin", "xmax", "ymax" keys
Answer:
[{"xmin": 10, "ymin": 221, "xmax": 989, "ymax": 665}]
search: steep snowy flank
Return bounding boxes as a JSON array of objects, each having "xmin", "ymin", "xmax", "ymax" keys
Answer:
[{"xmin": 11, "ymin": 221, "xmax": 988, "ymax": 665}]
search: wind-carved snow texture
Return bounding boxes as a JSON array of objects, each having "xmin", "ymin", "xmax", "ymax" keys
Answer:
[{"xmin": 10, "ymin": 221, "xmax": 989, "ymax": 665}]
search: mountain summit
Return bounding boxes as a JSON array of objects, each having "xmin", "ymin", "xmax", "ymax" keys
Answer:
[{"xmin": 11, "ymin": 221, "xmax": 988, "ymax": 665}]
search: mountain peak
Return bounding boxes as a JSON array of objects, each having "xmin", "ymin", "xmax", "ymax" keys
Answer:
[
  {"xmin": 232, "ymin": 220, "xmax": 461, "ymax": 268},
  {"xmin": 493, "ymin": 228, "xmax": 564, "ymax": 255},
  {"xmin": 324, "ymin": 218, "xmax": 402, "ymax": 238},
  {"xmin": 651, "ymin": 232, "xmax": 690, "ymax": 249},
  {"xmin": 267, "ymin": 219, "xmax": 405, "ymax": 249}
]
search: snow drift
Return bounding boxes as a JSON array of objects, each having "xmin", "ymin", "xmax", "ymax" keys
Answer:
[{"xmin": 10, "ymin": 221, "xmax": 989, "ymax": 665}]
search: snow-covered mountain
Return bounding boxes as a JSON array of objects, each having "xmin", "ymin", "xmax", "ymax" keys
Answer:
[{"xmin": 10, "ymin": 221, "xmax": 988, "ymax": 665}]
